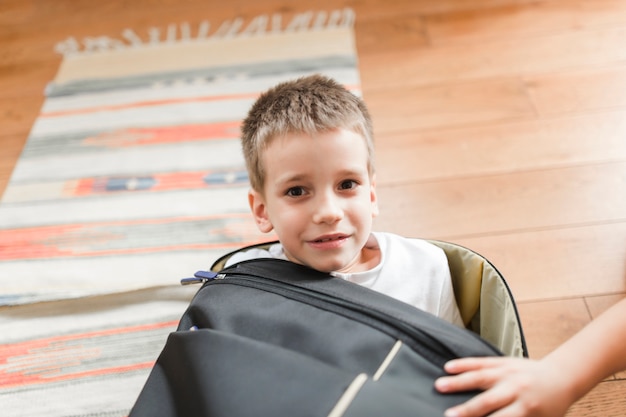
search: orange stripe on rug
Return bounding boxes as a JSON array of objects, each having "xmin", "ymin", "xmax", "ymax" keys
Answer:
[
  {"xmin": 40, "ymin": 92, "xmax": 259, "ymax": 118},
  {"xmin": 81, "ymin": 121, "xmax": 241, "ymax": 148},
  {"xmin": 0, "ymin": 321, "xmax": 178, "ymax": 389},
  {"xmin": 0, "ymin": 213, "xmax": 270, "ymax": 261}
]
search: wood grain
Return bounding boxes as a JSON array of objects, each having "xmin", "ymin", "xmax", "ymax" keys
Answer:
[
  {"xmin": 0, "ymin": 96, "xmax": 44, "ymax": 138},
  {"xmin": 374, "ymin": 161, "xmax": 626, "ymax": 238},
  {"xmin": 368, "ymin": 77, "xmax": 536, "ymax": 133},
  {"xmin": 567, "ymin": 379, "xmax": 626, "ymax": 416},
  {"xmin": 360, "ymin": 26, "xmax": 626, "ymax": 91},
  {"xmin": 375, "ymin": 109, "xmax": 626, "ymax": 183},
  {"xmin": 516, "ymin": 298, "xmax": 591, "ymax": 359},
  {"xmin": 424, "ymin": 0, "xmax": 626, "ymax": 44},
  {"xmin": 526, "ymin": 65, "xmax": 626, "ymax": 116}
]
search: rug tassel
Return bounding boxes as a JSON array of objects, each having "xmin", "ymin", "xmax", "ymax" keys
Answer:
[{"xmin": 53, "ymin": 8, "xmax": 355, "ymax": 57}]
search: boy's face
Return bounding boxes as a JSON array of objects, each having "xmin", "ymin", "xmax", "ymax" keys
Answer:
[{"xmin": 248, "ymin": 128, "xmax": 378, "ymax": 273}]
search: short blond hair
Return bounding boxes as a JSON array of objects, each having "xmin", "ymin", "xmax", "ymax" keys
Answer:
[{"xmin": 241, "ymin": 74, "xmax": 374, "ymax": 192}]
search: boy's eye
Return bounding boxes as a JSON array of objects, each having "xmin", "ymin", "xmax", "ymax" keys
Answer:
[
  {"xmin": 286, "ymin": 187, "xmax": 305, "ymax": 197},
  {"xmin": 339, "ymin": 180, "xmax": 357, "ymax": 190}
]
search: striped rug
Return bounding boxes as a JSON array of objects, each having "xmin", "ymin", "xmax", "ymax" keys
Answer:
[
  {"xmin": 0, "ymin": 9, "xmax": 361, "ymax": 417},
  {"xmin": 0, "ymin": 8, "xmax": 361, "ymax": 305}
]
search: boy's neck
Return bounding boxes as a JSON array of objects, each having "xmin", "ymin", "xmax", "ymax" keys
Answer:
[{"xmin": 340, "ymin": 233, "xmax": 381, "ymax": 274}]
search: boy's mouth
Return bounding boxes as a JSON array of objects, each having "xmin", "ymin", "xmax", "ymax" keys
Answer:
[{"xmin": 310, "ymin": 234, "xmax": 348, "ymax": 244}]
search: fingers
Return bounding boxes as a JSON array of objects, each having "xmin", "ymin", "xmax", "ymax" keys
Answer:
[
  {"xmin": 436, "ymin": 358, "xmax": 512, "ymax": 393},
  {"xmin": 435, "ymin": 357, "xmax": 526, "ymax": 416},
  {"xmin": 435, "ymin": 369, "xmax": 494, "ymax": 393},
  {"xmin": 444, "ymin": 357, "xmax": 511, "ymax": 374},
  {"xmin": 437, "ymin": 357, "xmax": 529, "ymax": 392},
  {"xmin": 442, "ymin": 384, "xmax": 517, "ymax": 417},
  {"xmin": 434, "ymin": 357, "xmax": 567, "ymax": 417}
]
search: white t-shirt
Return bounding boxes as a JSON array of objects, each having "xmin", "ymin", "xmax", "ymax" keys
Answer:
[{"xmin": 225, "ymin": 231, "xmax": 464, "ymax": 327}]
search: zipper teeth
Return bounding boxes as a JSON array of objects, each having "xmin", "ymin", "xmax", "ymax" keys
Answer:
[{"xmin": 206, "ymin": 274, "xmax": 455, "ymax": 364}]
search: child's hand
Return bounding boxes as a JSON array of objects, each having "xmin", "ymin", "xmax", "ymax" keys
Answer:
[{"xmin": 434, "ymin": 357, "xmax": 573, "ymax": 417}]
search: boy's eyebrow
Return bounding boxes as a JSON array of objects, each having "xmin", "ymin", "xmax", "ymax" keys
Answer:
[
  {"xmin": 336, "ymin": 167, "xmax": 370, "ymax": 178},
  {"xmin": 274, "ymin": 173, "xmax": 309, "ymax": 185}
]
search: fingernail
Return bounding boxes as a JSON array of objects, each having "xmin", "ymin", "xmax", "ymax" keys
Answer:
[
  {"xmin": 434, "ymin": 378, "xmax": 448, "ymax": 391},
  {"xmin": 444, "ymin": 360, "xmax": 458, "ymax": 371}
]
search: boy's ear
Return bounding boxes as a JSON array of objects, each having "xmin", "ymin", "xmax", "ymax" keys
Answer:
[
  {"xmin": 248, "ymin": 189, "xmax": 274, "ymax": 233},
  {"xmin": 370, "ymin": 174, "xmax": 379, "ymax": 217}
]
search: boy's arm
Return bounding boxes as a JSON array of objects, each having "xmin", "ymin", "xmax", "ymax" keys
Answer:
[{"xmin": 435, "ymin": 298, "xmax": 626, "ymax": 417}]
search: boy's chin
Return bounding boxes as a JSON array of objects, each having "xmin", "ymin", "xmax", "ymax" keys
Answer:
[
  {"xmin": 285, "ymin": 256, "xmax": 342, "ymax": 273},
  {"xmin": 283, "ymin": 248, "xmax": 358, "ymax": 273}
]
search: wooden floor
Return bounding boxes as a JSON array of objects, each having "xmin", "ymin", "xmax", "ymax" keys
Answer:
[{"xmin": 2, "ymin": 0, "xmax": 625, "ymax": 415}]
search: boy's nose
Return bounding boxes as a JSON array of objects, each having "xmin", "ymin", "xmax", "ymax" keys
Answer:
[{"xmin": 312, "ymin": 193, "xmax": 343, "ymax": 224}]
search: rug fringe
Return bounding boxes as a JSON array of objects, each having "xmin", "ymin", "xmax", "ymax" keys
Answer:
[{"xmin": 54, "ymin": 8, "xmax": 355, "ymax": 57}]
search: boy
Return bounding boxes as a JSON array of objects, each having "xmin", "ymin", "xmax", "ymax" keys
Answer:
[{"xmin": 228, "ymin": 74, "xmax": 464, "ymax": 327}]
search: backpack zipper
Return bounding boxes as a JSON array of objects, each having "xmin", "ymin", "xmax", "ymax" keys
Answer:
[
  {"xmin": 180, "ymin": 270, "xmax": 225, "ymax": 285},
  {"xmin": 185, "ymin": 269, "xmax": 463, "ymax": 366}
]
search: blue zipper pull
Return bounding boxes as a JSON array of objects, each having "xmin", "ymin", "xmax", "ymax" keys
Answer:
[{"xmin": 180, "ymin": 270, "xmax": 224, "ymax": 285}]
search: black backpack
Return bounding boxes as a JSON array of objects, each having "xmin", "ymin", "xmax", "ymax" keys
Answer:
[{"xmin": 129, "ymin": 258, "xmax": 503, "ymax": 417}]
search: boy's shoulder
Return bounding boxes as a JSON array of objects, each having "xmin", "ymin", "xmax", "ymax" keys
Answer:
[{"xmin": 223, "ymin": 242, "xmax": 285, "ymax": 267}]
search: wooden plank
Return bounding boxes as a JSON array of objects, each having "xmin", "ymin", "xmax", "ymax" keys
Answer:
[
  {"xmin": 526, "ymin": 65, "xmax": 626, "ymax": 116},
  {"xmin": 516, "ymin": 297, "xmax": 590, "ymax": 359},
  {"xmin": 351, "ymin": 0, "xmax": 573, "ymax": 19},
  {"xmin": 359, "ymin": 27, "xmax": 626, "ymax": 91},
  {"xmin": 567, "ymin": 379, "xmax": 626, "ymax": 417},
  {"xmin": 0, "ymin": 0, "xmax": 35, "ymax": 28},
  {"xmin": 585, "ymin": 293, "xmax": 626, "ymax": 319},
  {"xmin": 0, "ymin": 0, "xmax": 297, "ymax": 33},
  {"xmin": 0, "ymin": 0, "xmax": 566, "ymax": 32},
  {"xmin": 0, "ymin": 96, "xmax": 44, "ymax": 138},
  {"xmin": 424, "ymin": 0, "xmax": 626, "ymax": 44},
  {"xmin": 0, "ymin": 60, "xmax": 59, "ymax": 99},
  {"xmin": 374, "ymin": 161, "xmax": 626, "ymax": 238},
  {"xmin": 367, "ymin": 77, "xmax": 536, "ymax": 134},
  {"xmin": 375, "ymin": 109, "xmax": 626, "ymax": 183},
  {"xmin": 450, "ymin": 223, "xmax": 626, "ymax": 301}
]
